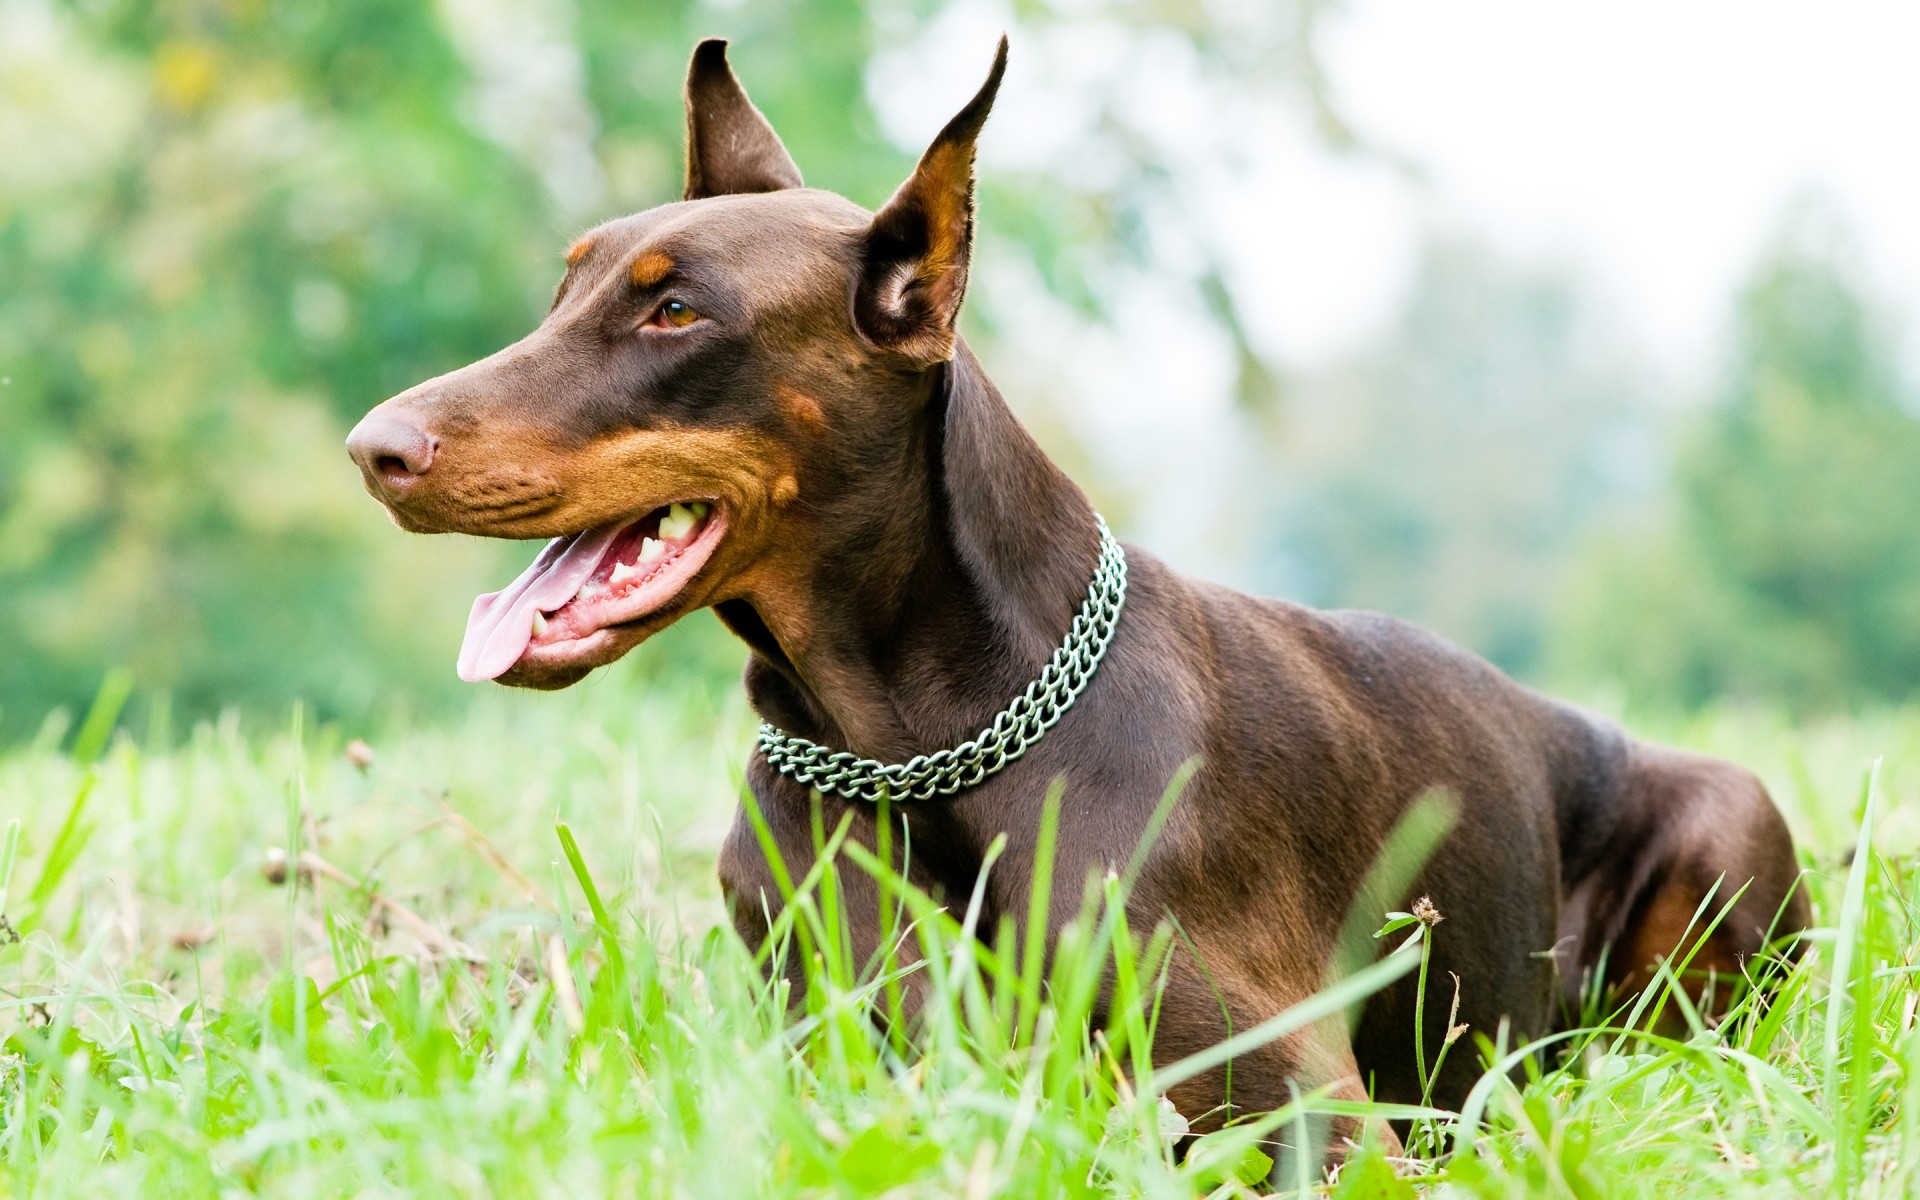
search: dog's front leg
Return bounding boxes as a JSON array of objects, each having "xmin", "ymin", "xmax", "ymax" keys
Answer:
[
  {"xmin": 716, "ymin": 787, "xmax": 940, "ymax": 1024},
  {"xmin": 1152, "ymin": 962, "xmax": 1404, "ymax": 1180}
]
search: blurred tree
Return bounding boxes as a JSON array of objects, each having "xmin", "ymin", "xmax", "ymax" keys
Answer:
[
  {"xmin": 1554, "ymin": 207, "xmax": 1920, "ymax": 711},
  {"xmin": 3, "ymin": 0, "xmax": 575, "ymax": 724},
  {"xmin": 1253, "ymin": 236, "xmax": 1649, "ymax": 677}
]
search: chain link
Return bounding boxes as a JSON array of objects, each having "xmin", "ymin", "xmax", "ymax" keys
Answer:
[{"xmin": 756, "ymin": 517, "xmax": 1129, "ymax": 803}]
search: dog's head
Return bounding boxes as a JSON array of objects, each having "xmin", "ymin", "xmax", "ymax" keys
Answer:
[{"xmin": 348, "ymin": 38, "xmax": 1006, "ymax": 688}]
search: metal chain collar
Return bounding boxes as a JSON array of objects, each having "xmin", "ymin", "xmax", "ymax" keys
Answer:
[{"xmin": 756, "ymin": 517, "xmax": 1129, "ymax": 803}]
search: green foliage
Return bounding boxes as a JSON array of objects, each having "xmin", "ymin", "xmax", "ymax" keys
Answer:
[
  {"xmin": 1557, "ymin": 211, "xmax": 1920, "ymax": 711},
  {"xmin": 2, "ymin": 0, "xmax": 561, "ymax": 721}
]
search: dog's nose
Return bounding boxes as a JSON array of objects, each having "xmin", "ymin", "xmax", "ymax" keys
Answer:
[{"xmin": 346, "ymin": 413, "xmax": 437, "ymax": 490}]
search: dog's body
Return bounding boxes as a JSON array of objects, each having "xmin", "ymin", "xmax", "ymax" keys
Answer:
[
  {"xmin": 720, "ymin": 339, "xmax": 1807, "ymax": 1141},
  {"xmin": 348, "ymin": 39, "xmax": 1808, "ymax": 1167}
]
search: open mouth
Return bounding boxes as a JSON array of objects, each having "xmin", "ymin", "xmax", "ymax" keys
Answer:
[{"xmin": 456, "ymin": 500, "xmax": 726, "ymax": 681}]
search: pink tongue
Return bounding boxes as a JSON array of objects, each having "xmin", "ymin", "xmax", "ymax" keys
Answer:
[{"xmin": 457, "ymin": 523, "xmax": 625, "ymax": 682}]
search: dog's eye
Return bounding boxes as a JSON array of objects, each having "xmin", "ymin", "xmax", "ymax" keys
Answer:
[{"xmin": 649, "ymin": 299, "xmax": 700, "ymax": 330}]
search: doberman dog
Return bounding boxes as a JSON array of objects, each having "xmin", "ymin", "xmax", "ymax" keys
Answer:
[{"xmin": 347, "ymin": 38, "xmax": 1808, "ymax": 1168}]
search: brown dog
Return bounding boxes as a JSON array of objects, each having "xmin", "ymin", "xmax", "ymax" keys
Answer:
[{"xmin": 348, "ymin": 38, "xmax": 1808, "ymax": 1167}]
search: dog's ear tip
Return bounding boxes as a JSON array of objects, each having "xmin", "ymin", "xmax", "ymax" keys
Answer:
[
  {"xmin": 683, "ymin": 37, "xmax": 804, "ymax": 197},
  {"xmin": 689, "ymin": 38, "xmax": 731, "ymax": 73},
  {"xmin": 962, "ymin": 36, "xmax": 1009, "ymax": 125},
  {"xmin": 986, "ymin": 35, "xmax": 1009, "ymax": 83},
  {"xmin": 853, "ymin": 39, "xmax": 1006, "ymax": 363}
]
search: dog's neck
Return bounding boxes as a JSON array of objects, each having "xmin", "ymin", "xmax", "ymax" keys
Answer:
[{"xmin": 720, "ymin": 342, "xmax": 1099, "ymax": 763}]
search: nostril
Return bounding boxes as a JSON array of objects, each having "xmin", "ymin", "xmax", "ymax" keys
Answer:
[{"xmin": 347, "ymin": 413, "xmax": 436, "ymax": 485}]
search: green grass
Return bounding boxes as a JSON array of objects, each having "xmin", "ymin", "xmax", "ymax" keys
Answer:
[{"xmin": 1, "ymin": 663, "xmax": 1917, "ymax": 1197}]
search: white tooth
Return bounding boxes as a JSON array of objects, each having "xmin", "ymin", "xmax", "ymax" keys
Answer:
[
  {"xmin": 659, "ymin": 502, "xmax": 695, "ymax": 541},
  {"xmin": 531, "ymin": 611, "xmax": 548, "ymax": 636},
  {"xmin": 610, "ymin": 561, "xmax": 638, "ymax": 586},
  {"xmin": 637, "ymin": 537, "xmax": 665, "ymax": 564},
  {"xmin": 689, "ymin": 501, "xmax": 710, "ymax": 519},
  {"xmin": 576, "ymin": 581, "xmax": 603, "ymax": 601}
]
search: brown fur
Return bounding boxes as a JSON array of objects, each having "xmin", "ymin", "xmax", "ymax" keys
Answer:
[{"xmin": 347, "ymin": 38, "xmax": 1811, "ymax": 1174}]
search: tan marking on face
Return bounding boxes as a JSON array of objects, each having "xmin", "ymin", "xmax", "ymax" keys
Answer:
[
  {"xmin": 357, "ymin": 401, "xmax": 798, "ymax": 543},
  {"xmin": 772, "ymin": 474, "xmax": 799, "ymax": 506},
  {"xmin": 630, "ymin": 251, "xmax": 676, "ymax": 289},
  {"xmin": 565, "ymin": 236, "xmax": 595, "ymax": 267},
  {"xmin": 482, "ymin": 424, "xmax": 789, "ymax": 536},
  {"xmin": 774, "ymin": 383, "xmax": 826, "ymax": 432},
  {"xmin": 450, "ymin": 421, "xmax": 814, "ymax": 685}
]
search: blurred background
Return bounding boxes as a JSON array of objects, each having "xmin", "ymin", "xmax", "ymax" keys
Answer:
[{"xmin": 3, "ymin": 0, "xmax": 1918, "ymax": 738}]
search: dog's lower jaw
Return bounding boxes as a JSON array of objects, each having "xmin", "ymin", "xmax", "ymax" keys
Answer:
[
  {"xmin": 494, "ymin": 659, "xmax": 593, "ymax": 690},
  {"xmin": 494, "ymin": 602, "xmax": 693, "ymax": 688},
  {"xmin": 456, "ymin": 503, "xmax": 734, "ymax": 682}
]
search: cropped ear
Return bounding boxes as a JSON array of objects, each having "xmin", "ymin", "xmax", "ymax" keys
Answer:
[
  {"xmin": 854, "ymin": 37, "xmax": 1007, "ymax": 365},
  {"xmin": 683, "ymin": 39, "xmax": 804, "ymax": 200}
]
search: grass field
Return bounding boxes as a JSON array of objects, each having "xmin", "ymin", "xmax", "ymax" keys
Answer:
[{"xmin": 2, "ymin": 645, "xmax": 1918, "ymax": 1197}]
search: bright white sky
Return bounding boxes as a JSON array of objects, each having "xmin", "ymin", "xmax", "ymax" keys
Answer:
[{"xmin": 1268, "ymin": 0, "xmax": 1920, "ymax": 379}]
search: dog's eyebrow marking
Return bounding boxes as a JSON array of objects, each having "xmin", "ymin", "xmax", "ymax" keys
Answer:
[
  {"xmin": 630, "ymin": 251, "xmax": 676, "ymax": 288},
  {"xmin": 564, "ymin": 236, "xmax": 596, "ymax": 267}
]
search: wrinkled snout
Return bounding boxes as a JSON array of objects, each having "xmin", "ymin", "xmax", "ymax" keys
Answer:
[
  {"xmin": 344, "ymin": 361, "xmax": 575, "ymax": 538},
  {"xmin": 344, "ymin": 329, "xmax": 636, "ymax": 538},
  {"xmin": 346, "ymin": 411, "xmax": 438, "ymax": 497}
]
